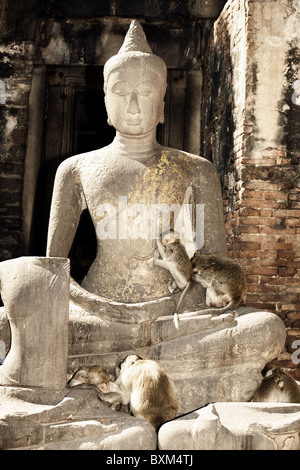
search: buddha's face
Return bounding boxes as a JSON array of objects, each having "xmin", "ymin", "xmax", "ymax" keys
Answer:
[{"xmin": 105, "ymin": 62, "xmax": 165, "ymax": 136}]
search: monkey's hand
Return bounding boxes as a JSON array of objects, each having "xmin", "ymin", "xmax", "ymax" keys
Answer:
[{"xmin": 111, "ymin": 402, "xmax": 122, "ymax": 411}]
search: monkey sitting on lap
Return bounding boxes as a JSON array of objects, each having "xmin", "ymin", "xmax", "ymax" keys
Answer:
[
  {"xmin": 154, "ymin": 229, "xmax": 193, "ymax": 328},
  {"xmin": 178, "ymin": 253, "xmax": 247, "ymax": 320},
  {"xmin": 154, "ymin": 232, "xmax": 247, "ymax": 328}
]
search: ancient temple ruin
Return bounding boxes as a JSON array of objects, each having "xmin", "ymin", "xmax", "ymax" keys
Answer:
[{"xmin": 0, "ymin": 0, "xmax": 299, "ymax": 450}]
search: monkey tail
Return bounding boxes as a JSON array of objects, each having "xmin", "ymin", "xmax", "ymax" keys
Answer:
[
  {"xmin": 178, "ymin": 298, "xmax": 239, "ymax": 319},
  {"xmin": 173, "ymin": 281, "xmax": 192, "ymax": 328}
]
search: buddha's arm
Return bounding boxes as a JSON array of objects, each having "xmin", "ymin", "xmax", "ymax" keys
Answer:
[{"xmin": 46, "ymin": 159, "xmax": 87, "ymax": 258}]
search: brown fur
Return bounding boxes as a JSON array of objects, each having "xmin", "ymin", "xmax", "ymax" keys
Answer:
[
  {"xmin": 252, "ymin": 367, "xmax": 300, "ymax": 403},
  {"xmin": 154, "ymin": 230, "xmax": 193, "ymax": 327},
  {"xmin": 188, "ymin": 253, "xmax": 247, "ymax": 315},
  {"xmin": 67, "ymin": 364, "xmax": 111, "ymax": 393},
  {"xmin": 114, "ymin": 355, "xmax": 179, "ymax": 429}
]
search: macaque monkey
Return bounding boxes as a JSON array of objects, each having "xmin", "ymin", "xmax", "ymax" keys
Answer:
[
  {"xmin": 251, "ymin": 367, "xmax": 300, "ymax": 403},
  {"xmin": 112, "ymin": 355, "xmax": 179, "ymax": 429},
  {"xmin": 179, "ymin": 254, "xmax": 246, "ymax": 320},
  {"xmin": 68, "ymin": 365, "xmax": 128, "ymax": 411},
  {"xmin": 68, "ymin": 365, "xmax": 115, "ymax": 394},
  {"xmin": 154, "ymin": 229, "xmax": 193, "ymax": 328}
]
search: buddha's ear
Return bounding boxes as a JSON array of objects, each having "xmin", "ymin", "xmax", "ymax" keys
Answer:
[
  {"xmin": 104, "ymin": 94, "xmax": 113, "ymax": 126},
  {"xmin": 159, "ymin": 101, "xmax": 165, "ymax": 124}
]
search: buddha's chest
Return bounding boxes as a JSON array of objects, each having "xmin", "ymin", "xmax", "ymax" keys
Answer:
[{"xmin": 79, "ymin": 151, "xmax": 193, "ymax": 213}]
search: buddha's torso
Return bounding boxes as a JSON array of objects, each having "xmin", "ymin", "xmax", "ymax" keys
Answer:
[{"xmin": 72, "ymin": 143, "xmax": 219, "ymax": 302}]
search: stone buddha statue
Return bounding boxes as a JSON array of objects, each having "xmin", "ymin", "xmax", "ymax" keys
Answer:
[
  {"xmin": 38, "ymin": 21, "xmax": 288, "ymax": 412},
  {"xmin": 46, "ymin": 20, "xmax": 226, "ymax": 307}
]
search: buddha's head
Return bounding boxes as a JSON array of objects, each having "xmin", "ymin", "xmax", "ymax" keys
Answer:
[{"xmin": 103, "ymin": 20, "xmax": 167, "ymax": 136}]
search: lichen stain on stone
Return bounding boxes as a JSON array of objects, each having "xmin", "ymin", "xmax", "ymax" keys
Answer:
[{"xmin": 128, "ymin": 149, "xmax": 195, "ymax": 209}]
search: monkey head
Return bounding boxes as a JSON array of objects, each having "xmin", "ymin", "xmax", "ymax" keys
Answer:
[
  {"xmin": 115, "ymin": 354, "xmax": 143, "ymax": 377},
  {"xmin": 161, "ymin": 229, "xmax": 181, "ymax": 246},
  {"xmin": 68, "ymin": 365, "xmax": 111, "ymax": 393}
]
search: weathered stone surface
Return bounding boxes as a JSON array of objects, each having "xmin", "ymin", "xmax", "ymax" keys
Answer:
[
  {"xmin": 0, "ymin": 308, "xmax": 10, "ymax": 357},
  {"xmin": 0, "ymin": 387, "xmax": 157, "ymax": 450},
  {"xmin": 158, "ymin": 402, "xmax": 300, "ymax": 450},
  {"xmin": 65, "ymin": 307, "xmax": 286, "ymax": 414},
  {"xmin": 0, "ymin": 257, "xmax": 69, "ymax": 389}
]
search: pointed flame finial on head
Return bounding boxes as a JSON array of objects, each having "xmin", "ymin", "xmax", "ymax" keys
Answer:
[
  {"xmin": 118, "ymin": 20, "xmax": 153, "ymax": 54},
  {"xmin": 103, "ymin": 20, "xmax": 167, "ymax": 90}
]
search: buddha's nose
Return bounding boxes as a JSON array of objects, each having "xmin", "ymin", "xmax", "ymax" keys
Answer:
[{"xmin": 127, "ymin": 91, "xmax": 141, "ymax": 115}]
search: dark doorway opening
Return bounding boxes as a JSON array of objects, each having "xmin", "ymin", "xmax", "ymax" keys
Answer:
[{"xmin": 30, "ymin": 66, "xmax": 115, "ymax": 282}]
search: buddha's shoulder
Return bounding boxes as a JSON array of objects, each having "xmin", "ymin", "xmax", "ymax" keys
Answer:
[
  {"xmin": 56, "ymin": 147, "xmax": 110, "ymax": 172},
  {"xmin": 159, "ymin": 147, "xmax": 216, "ymax": 171}
]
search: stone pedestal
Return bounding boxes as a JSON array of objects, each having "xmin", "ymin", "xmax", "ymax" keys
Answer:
[
  {"xmin": 67, "ymin": 305, "xmax": 286, "ymax": 414},
  {"xmin": 158, "ymin": 402, "xmax": 300, "ymax": 450}
]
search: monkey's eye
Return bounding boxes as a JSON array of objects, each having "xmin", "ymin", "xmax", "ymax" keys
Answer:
[{"xmin": 78, "ymin": 372, "xmax": 89, "ymax": 382}]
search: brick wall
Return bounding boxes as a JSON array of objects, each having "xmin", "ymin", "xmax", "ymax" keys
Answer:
[
  {"xmin": 0, "ymin": 42, "xmax": 34, "ymax": 260},
  {"xmin": 202, "ymin": 0, "xmax": 300, "ymax": 378}
]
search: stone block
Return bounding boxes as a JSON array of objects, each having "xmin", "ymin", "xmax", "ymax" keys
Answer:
[
  {"xmin": 0, "ymin": 257, "xmax": 69, "ymax": 389},
  {"xmin": 158, "ymin": 402, "xmax": 300, "ymax": 450},
  {"xmin": 0, "ymin": 387, "xmax": 157, "ymax": 450}
]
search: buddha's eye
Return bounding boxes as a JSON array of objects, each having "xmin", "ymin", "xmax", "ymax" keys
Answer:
[
  {"xmin": 136, "ymin": 81, "xmax": 155, "ymax": 96},
  {"xmin": 110, "ymin": 81, "xmax": 131, "ymax": 96}
]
